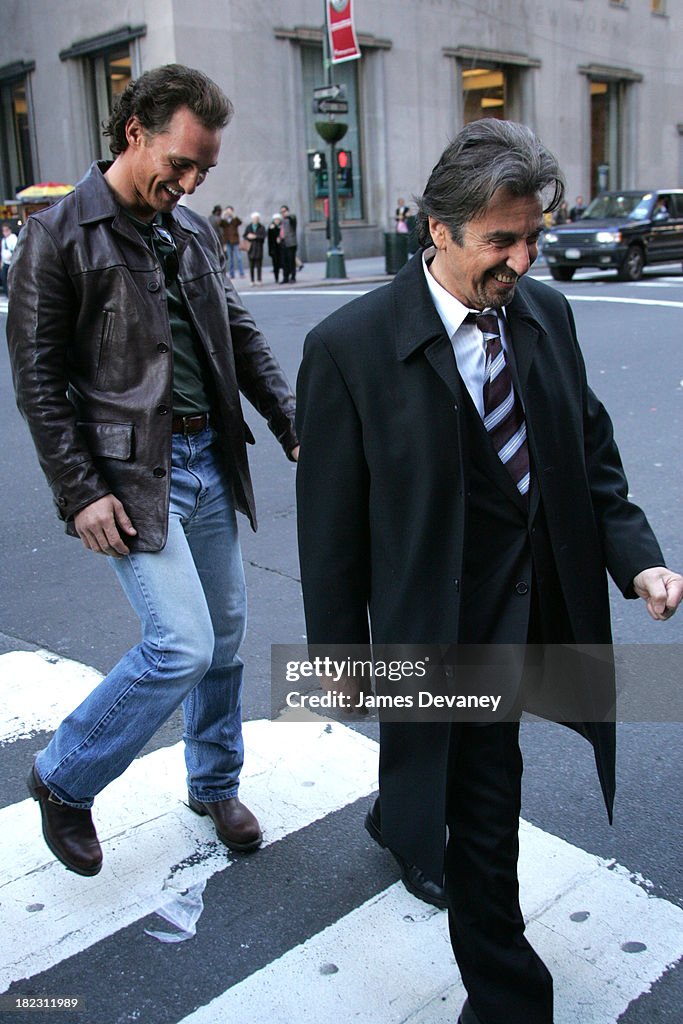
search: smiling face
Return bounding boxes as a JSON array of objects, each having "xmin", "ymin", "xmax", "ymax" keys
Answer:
[
  {"xmin": 428, "ymin": 188, "xmax": 543, "ymax": 310},
  {"xmin": 109, "ymin": 106, "xmax": 222, "ymax": 221}
]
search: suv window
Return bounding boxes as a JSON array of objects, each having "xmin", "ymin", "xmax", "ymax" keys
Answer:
[
  {"xmin": 665, "ymin": 194, "xmax": 683, "ymax": 217},
  {"xmin": 582, "ymin": 193, "xmax": 647, "ymax": 219}
]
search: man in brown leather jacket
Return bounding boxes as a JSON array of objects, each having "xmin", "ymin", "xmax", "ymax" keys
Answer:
[{"xmin": 7, "ymin": 64, "xmax": 299, "ymax": 877}]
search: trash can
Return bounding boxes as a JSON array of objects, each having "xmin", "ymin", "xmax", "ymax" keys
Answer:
[{"xmin": 385, "ymin": 231, "xmax": 409, "ymax": 274}]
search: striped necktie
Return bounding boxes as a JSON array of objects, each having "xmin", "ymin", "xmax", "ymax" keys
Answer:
[{"xmin": 473, "ymin": 312, "xmax": 530, "ymax": 497}]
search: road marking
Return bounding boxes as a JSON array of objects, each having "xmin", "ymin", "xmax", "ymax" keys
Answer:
[
  {"xmin": 1, "ymin": 649, "xmax": 681, "ymax": 1024},
  {"xmin": 0, "ymin": 650, "xmax": 102, "ymax": 742},
  {"xmin": 178, "ymin": 820, "xmax": 683, "ymax": 1024},
  {"xmin": 246, "ymin": 288, "xmax": 370, "ymax": 297},
  {"xmin": 0, "ymin": 650, "xmax": 379, "ymax": 990},
  {"xmin": 567, "ymin": 295, "xmax": 683, "ymax": 309}
]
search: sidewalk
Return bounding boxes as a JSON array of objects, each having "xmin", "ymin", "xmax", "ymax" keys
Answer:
[
  {"xmin": 242, "ymin": 254, "xmax": 391, "ymax": 290},
  {"xmin": 237, "ymin": 251, "xmax": 552, "ymax": 291}
]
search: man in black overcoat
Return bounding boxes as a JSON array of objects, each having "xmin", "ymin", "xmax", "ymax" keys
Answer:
[{"xmin": 295, "ymin": 120, "xmax": 682, "ymax": 1024}]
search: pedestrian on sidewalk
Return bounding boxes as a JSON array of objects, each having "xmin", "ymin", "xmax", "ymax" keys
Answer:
[
  {"xmin": 208, "ymin": 203, "xmax": 228, "ymax": 243},
  {"xmin": 296, "ymin": 118, "xmax": 682, "ymax": 1024},
  {"xmin": 279, "ymin": 204, "xmax": 298, "ymax": 283},
  {"xmin": 7, "ymin": 63, "xmax": 299, "ymax": 878},
  {"xmin": 1, "ymin": 223, "xmax": 18, "ymax": 294},
  {"xmin": 267, "ymin": 212, "xmax": 283, "ymax": 283},
  {"xmin": 243, "ymin": 212, "xmax": 266, "ymax": 285},
  {"xmin": 223, "ymin": 204, "xmax": 245, "ymax": 278}
]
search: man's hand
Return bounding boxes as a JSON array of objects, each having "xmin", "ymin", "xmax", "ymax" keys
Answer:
[
  {"xmin": 633, "ymin": 566, "xmax": 683, "ymax": 621},
  {"xmin": 319, "ymin": 672, "xmax": 369, "ymax": 716},
  {"xmin": 74, "ymin": 495, "xmax": 137, "ymax": 557}
]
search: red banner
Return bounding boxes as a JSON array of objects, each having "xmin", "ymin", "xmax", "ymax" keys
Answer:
[{"xmin": 327, "ymin": 0, "xmax": 361, "ymax": 64}]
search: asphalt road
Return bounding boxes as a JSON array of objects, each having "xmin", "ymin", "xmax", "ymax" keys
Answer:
[{"xmin": 0, "ymin": 261, "xmax": 681, "ymax": 1023}]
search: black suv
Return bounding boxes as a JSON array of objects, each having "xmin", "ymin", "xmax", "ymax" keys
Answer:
[{"xmin": 541, "ymin": 189, "xmax": 683, "ymax": 281}]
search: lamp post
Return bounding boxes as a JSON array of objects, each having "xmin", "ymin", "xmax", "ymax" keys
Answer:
[{"xmin": 317, "ymin": 1, "xmax": 347, "ymax": 279}]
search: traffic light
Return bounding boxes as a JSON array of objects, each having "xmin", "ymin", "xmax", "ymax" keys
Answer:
[
  {"xmin": 336, "ymin": 149, "xmax": 353, "ymax": 197},
  {"xmin": 308, "ymin": 150, "xmax": 329, "ymax": 198},
  {"xmin": 308, "ymin": 150, "xmax": 327, "ymax": 173}
]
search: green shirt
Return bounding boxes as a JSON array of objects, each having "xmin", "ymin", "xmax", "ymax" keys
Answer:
[{"xmin": 126, "ymin": 213, "xmax": 211, "ymax": 417}]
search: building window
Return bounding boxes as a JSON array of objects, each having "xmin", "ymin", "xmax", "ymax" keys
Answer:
[
  {"xmin": 446, "ymin": 48, "xmax": 540, "ymax": 126},
  {"xmin": 59, "ymin": 25, "xmax": 144, "ymax": 160},
  {"xmin": 0, "ymin": 64, "xmax": 36, "ymax": 196},
  {"xmin": 86, "ymin": 48, "xmax": 132, "ymax": 159},
  {"xmin": 462, "ymin": 66, "xmax": 506, "ymax": 121},
  {"xmin": 590, "ymin": 79, "xmax": 625, "ymax": 193},
  {"xmin": 301, "ymin": 45, "xmax": 364, "ymax": 223}
]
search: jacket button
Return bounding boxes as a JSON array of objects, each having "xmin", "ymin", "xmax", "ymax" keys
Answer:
[
  {"xmin": 153, "ymin": 467, "xmax": 166, "ymax": 478},
  {"xmin": 157, "ymin": 405, "xmax": 169, "ymax": 415},
  {"xmin": 147, "ymin": 280, "xmax": 160, "ymax": 292},
  {"xmin": 157, "ymin": 343, "xmax": 169, "ymax": 353},
  {"xmin": 515, "ymin": 581, "xmax": 529, "ymax": 596}
]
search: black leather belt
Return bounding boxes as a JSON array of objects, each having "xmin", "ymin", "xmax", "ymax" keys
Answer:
[{"xmin": 171, "ymin": 412, "xmax": 210, "ymax": 434}]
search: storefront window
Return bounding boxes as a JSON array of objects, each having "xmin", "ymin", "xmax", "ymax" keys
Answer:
[{"xmin": 301, "ymin": 45, "xmax": 364, "ymax": 222}]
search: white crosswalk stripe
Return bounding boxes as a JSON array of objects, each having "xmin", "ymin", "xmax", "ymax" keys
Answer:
[{"xmin": 0, "ymin": 649, "xmax": 681, "ymax": 1024}]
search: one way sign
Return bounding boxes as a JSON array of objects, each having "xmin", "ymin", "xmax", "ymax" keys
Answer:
[{"xmin": 313, "ymin": 83, "xmax": 347, "ymax": 101}]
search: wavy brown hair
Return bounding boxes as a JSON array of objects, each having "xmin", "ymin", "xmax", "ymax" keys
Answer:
[{"xmin": 103, "ymin": 64, "xmax": 233, "ymax": 154}]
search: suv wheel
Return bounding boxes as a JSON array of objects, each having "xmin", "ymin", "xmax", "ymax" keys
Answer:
[
  {"xmin": 617, "ymin": 245, "xmax": 644, "ymax": 282},
  {"xmin": 549, "ymin": 266, "xmax": 575, "ymax": 282}
]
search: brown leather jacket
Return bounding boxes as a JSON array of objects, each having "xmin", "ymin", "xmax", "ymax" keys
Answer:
[{"xmin": 7, "ymin": 162, "xmax": 298, "ymax": 551}]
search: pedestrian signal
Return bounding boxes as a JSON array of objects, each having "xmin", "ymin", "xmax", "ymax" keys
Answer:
[{"xmin": 308, "ymin": 151, "xmax": 327, "ymax": 172}]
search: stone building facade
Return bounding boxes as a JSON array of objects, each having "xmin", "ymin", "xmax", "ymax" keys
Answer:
[{"xmin": 1, "ymin": 0, "xmax": 680, "ymax": 258}]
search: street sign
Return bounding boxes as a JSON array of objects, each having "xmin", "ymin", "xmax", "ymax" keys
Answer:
[
  {"xmin": 313, "ymin": 84, "xmax": 347, "ymax": 101},
  {"xmin": 312, "ymin": 98, "xmax": 349, "ymax": 115}
]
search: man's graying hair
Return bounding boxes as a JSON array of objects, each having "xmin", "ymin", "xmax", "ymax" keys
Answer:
[
  {"xmin": 416, "ymin": 119, "xmax": 565, "ymax": 247},
  {"xmin": 103, "ymin": 64, "xmax": 233, "ymax": 155}
]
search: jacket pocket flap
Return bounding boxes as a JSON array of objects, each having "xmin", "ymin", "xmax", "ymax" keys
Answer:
[{"xmin": 77, "ymin": 421, "xmax": 134, "ymax": 461}]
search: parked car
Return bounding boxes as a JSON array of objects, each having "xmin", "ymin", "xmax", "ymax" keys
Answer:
[{"xmin": 541, "ymin": 189, "xmax": 683, "ymax": 281}]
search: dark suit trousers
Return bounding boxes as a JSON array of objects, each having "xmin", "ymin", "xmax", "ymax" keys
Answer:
[
  {"xmin": 445, "ymin": 721, "xmax": 553, "ymax": 1024},
  {"xmin": 281, "ymin": 245, "xmax": 297, "ymax": 282}
]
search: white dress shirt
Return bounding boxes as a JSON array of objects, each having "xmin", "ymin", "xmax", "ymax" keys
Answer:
[{"xmin": 422, "ymin": 248, "xmax": 513, "ymax": 418}]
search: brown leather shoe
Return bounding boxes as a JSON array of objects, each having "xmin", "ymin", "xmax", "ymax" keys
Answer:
[
  {"xmin": 187, "ymin": 793, "xmax": 262, "ymax": 852},
  {"xmin": 27, "ymin": 767, "xmax": 102, "ymax": 876}
]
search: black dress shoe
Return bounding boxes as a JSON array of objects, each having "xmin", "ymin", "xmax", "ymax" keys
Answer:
[
  {"xmin": 365, "ymin": 799, "xmax": 447, "ymax": 909},
  {"xmin": 457, "ymin": 999, "xmax": 481, "ymax": 1024},
  {"xmin": 187, "ymin": 794, "xmax": 262, "ymax": 852},
  {"xmin": 27, "ymin": 767, "xmax": 102, "ymax": 876}
]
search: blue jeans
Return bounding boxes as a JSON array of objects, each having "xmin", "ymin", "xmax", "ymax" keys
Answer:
[
  {"xmin": 226, "ymin": 243, "xmax": 244, "ymax": 277},
  {"xmin": 35, "ymin": 428, "xmax": 247, "ymax": 809}
]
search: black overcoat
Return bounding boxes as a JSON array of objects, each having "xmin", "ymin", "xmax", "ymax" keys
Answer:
[{"xmin": 296, "ymin": 252, "xmax": 663, "ymax": 882}]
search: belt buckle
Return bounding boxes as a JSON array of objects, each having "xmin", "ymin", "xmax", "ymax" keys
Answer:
[{"xmin": 187, "ymin": 412, "xmax": 208, "ymax": 434}]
